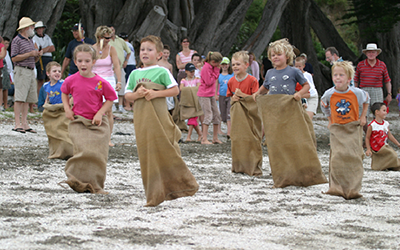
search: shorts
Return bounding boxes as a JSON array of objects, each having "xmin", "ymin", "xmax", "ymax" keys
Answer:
[
  {"xmin": 35, "ymin": 56, "xmax": 53, "ymax": 80},
  {"xmin": 0, "ymin": 68, "xmax": 3, "ymax": 89},
  {"xmin": 117, "ymin": 69, "xmax": 126, "ymax": 96},
  {"xmin": 218, "ymin": 95, "xmax": 231, "ymax": 122},
  {"xmin": 101, "ymin": 76, "xmax": 118, "ymax": 103},
  {"xmin": 14, "ymin": 66, "xmax": 38, "ymax": 103},
  {"xmin": 361, "ymin": 87, "xmax": 383, "ymax": 117},
  {"xmin": 306, "ymin": 94, "xmax": 318, "ymax": 115},
  {"xmin": 198, "ymin": 96, "xmax": 221, "ymax": 125}
]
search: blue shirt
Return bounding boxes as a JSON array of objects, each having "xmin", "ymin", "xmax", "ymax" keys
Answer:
[
  {"xmin": 44, "ymin": 80, "xmax": 64, "ymax": 104},
  {"xmin": 64, "ymin": 38, "xmax": 95, "ymax": 74},
  {"xmin": 218, "ymin": 73, "xmax": 234, "ymax": 96}
]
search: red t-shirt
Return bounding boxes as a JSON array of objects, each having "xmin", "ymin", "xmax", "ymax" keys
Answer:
[
  {"xmin": 354, "ymin": 59, "xmax": 391, "ymax": 88},
  {"xmin": 61, "ymin": 73, "xmax": 117, "ymax": 120},
  {"xmin": 227, "ymin": 74, "xmax": 259, "ymax": 97}
]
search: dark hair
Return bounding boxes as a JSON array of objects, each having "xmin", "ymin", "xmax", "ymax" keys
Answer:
[
  {"xmin": 3, "ymin": 37, "xmax": 10, "ymax": 42},
  {"xmin": 191, "ymin": 53, "xmax": 201, "ymax": 60},
  {"xmin": 325, "ymin": 47, "xmax": 339, "ymax": 56},
  {"xmin": 370, "ymin": 102, "xmax": 386, "ymax": 116},
  {"xmin": 163, "ymin": 44, "xmax": 170, "ymax": 51},
  {"xmin": 181, "ymin": 37, "xmax": 190, "ymax": 43}
]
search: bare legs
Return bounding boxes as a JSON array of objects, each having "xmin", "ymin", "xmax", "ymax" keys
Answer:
[
  {"xmin": 186, "ymin": 124, "xmax": 202, "ymax": 142},
  {"xmin": 106, "ymin": 105, "xmax": 114, "ymax": 147},
  {"xmin": 14, "ymin": 101, "xmax": 29, "ymax": 129}
]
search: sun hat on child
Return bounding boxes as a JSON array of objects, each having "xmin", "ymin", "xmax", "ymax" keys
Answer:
[
  {"xmin": 362, "ymin": 43, "xmax": 382, "ymax": 55},
  {"xmin": 34, "ymin": 21, "xmax": 46, "ymax": 29},
  {"xmin": 221, "ymin": 57, "xmax": 230, "ymax": 64},
  {"xmin": 17, "ymin": 17, "xmax": 36, "ymax": 31}
]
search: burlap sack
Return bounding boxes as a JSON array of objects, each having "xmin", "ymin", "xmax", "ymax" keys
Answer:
[
  {"xmin": 257, "ymin": 94, "xmax": 327, "ymax": 188},
  {"xmin": 61, "ymin": 115, "xmax": 110, "ymax": 194},
  {"xmin": 172, "ymin": 96, "xmax": 188, "ymax": 131},
  {"xmin": 371, "ymin": 145, "xmax": 400, "ymax": 171},
  {"xmin": 230, "ymin": 96, "xmax": 263, "ymax": 176},
  {"xmin": 326, "ymin": 121, "xmax": 364, "ymax": 199},
  {"xmin": 179, "ymin": 86, "xmax": 203, "ymax": 120},
  {"xmin": 42, "ymin": 103, "xmax": 73, "ymax": 160},
  {"xmin": 133, "ymin": 82, "xmax": 199, "ymax": 207}
]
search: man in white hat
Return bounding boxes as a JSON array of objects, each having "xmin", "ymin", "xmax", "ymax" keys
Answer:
[
  {"xmin": 11, "ymin": 17, "xmax": 43, "ymax": 133},
  {"xmin": 32, "ymin": 21, "xmax": 55, "ymax": 96}
]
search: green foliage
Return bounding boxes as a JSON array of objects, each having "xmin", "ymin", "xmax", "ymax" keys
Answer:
[{"xmin": 342, "ymin": 0, "xmax": 400, "ymax": 34}]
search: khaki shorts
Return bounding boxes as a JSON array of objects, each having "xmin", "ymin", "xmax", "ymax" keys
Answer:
[
  {"xmin": 14, "ymin": 66, "xmax": 38, "ymax": 103},
  {"xmin": 199, "ymin": 96, "xmax": 221, "ymax": 125},
  {"xmin": 117, "ymin": 69, "xmax": 126, "ymax": 96},
  {"xmin": 306, "ymin": 95, "xmax": 319, "ymax": 115}
]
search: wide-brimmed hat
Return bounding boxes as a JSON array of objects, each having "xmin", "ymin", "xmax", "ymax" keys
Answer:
[
  {"xmin": 17, "ymin": 17, "xmax": 36, "ymax": 31},
  {"xmin": 34, "ymin": 21, "xmax": 46, "ymax": 29},
  {"xmin": 362, "ymin": 43, "xmax": 382, "ymax": 55}
]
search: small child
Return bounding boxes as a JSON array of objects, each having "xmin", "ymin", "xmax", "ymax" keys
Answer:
[
  {"xmin": 60, "ymin": 44, "xmax": 118, "ymax": 194},
  {"xmin": 125, "ymin": 35, "xmax": 198, "ymax": 206},
  {"xmin": 365, "ymin": 102, "xmax": 400, "ymax": 171},
  {"xmin": 294, "ymin": 57, "xmax": 318, "ymax": 120},
  {"xmin": 180, "ymin": 63, "xmax": 202, "ymax": 142},
  {"xmin": 227, "ymin": 51, "xmax": 262, "ymax": 176},
  {"xmin": 217, "ymin": 57, "xmax": 234, "ymax": 139},
  {"xmin": 197, "ymin": 51, "xmax": 223, "ymax": 145},
  {"xmin": 44, "ymin": 61, "xmax": 63, "ymax": 104},
  {"xmin": 157, "ymin": 44, "xmax": 173, "ymax": 73},
  {"xmin": 321, "ymin": 60, "xmax": 370, "ymax": 199},
  {"xmin": 191, "ymin": 53, "xmax": 202, "ymax": 78},
  {"xmin": 253, "ymin": 38, "xmax": 327, "ymax": 188}
]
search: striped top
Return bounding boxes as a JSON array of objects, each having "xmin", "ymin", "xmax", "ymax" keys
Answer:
[
  {"xmin": 178, "ymin": 50, "xmax": 195, "ymax": 72},
  {"xmin": 354, "ymin": 59, "xmax": 391, "ymax": 88},
  {"xmin": 11, "ymin": 34, "xmax": 36, "ymax": 68}
]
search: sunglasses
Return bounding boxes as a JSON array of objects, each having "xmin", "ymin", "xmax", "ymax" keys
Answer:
[
  {"xmin": 182, "ymin": 40, "xmax": 189, "ymax": 43},
  {"xmin": 103, "ymin": 36, "xmax": 112, "ymax": 39}
]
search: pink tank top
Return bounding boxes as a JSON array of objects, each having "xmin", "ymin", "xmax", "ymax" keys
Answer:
[
  {"xmin": 181, "ymin": 78, "xmax": 200, "ymax": 87},
  {"xmin": 178, "ymin": 50, "xmax": 195, "ymax": 72},
  {"xmin": 92, "ymin": 46, "xmax": 114, "ymax": 77}
]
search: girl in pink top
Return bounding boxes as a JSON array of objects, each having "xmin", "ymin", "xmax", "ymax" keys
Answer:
[
  {"xmin": 180, "ymin": 63, "xmax": 202, "ymax": 142},
  {"xmin": 176, "ymin": 37, "xmax": 197, "ymax": 86},
  {"xmin": 92, "ymin": 26, "xmax": 122, "ymax": 147},
  {"xmin": 197, "ymin": 51, "xmax": 223, "ymax": 144}
]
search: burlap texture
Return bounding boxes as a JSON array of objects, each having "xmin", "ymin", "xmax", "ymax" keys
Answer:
[
  {"xmin": 257, "ymin": 94, "xmax": 327, "ymax": 188},
  {"xmin": 371, "ymin": 145, "xmax": 400, "ymax": 171},
  {"xmin": 326, "ymin": 121, "xmax": 364, "ymax": 199},
  {"xmin": 179, "ymin": 86, "xmax": 203, "ymax": 120},
  {"xmin": 230, "ymin": 96, "xmax": 263, "ymax": 176},
  {"xmin": 172, "ymin": 96, "xmax": 188, "ymax": 131},
  {"xmin": 133, "ymin": 82, "xmax": 199, "ymax": 207},
  {"xmin": 42, "ymin": 103, "xmax": 73, "ymax": 160},
  {"xmin": 63, "ymin": 115, "xmax": 110, "ymax": 194}
]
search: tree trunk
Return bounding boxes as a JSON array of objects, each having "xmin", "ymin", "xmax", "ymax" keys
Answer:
[
  {"xmin": 133, "ymin": 5, "xmax": 167, "ymax": 42},
  {"xmin": 242, "ymin": 0, "xmax": 290, "ymax": 58},
  {"xmin": 0, "ymin": 0, "xmax": 24, "ymax": 39}
]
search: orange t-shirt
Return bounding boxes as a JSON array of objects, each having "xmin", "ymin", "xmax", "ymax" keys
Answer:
[
  {"xmin": 227, "ymin": 74, "xmax": 259, "ymax": 97},
  {"xmin": 329, "ymin": 90, "xmax": 360, "ymax": 124}
]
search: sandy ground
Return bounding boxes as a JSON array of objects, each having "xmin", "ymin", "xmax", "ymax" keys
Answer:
[{"xmin": 1, "ymin": 106, "xmax": 400, "ymax": 250}]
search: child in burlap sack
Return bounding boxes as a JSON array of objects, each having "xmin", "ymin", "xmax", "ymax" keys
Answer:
[
  {"xmin": 365, "ymin": 102, "xmax": 400, "ymax": 171},
  {"xmin": 321, "ymin": 61, "xmax": 370, "ymax": 199},
  {"xmin": 125, "ymin": 35, "xmax": 198, "ymax": 207},
  {"xmin": 60, "ymin": 44, "xmax": 118, "ymax": 194}
]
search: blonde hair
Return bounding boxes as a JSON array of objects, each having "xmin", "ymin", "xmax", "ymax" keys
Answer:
[
  {"xmin": 141, "ymin": 35, "xmax": 163, "ymax": 52},
  {"xmin": 73, "ymin": 44, "xmax": 97, "ymax": 61},
  {"xmin": 268, "ymin": 38, "xmax": 295, "ymax": 66},
  {"xmin": 331, "ymin": 61, "xmax": 355, "ymax": 80},
  {"xmin": 205, "ymin": 51, "xmax": 223, "ymax": 63},
  {"xmin": 232, "ymin": 51, "xmax": 249, "ymax": 64},
  {"xmin": 294, "ymin": 57, "xmax": 305, "ymax": 65},
  {"xmin": 46, "ymin": 61, "xmax": 61, "ymax": 73},
  {"xmin": 94, "ymin": 26, "xmax": 112, "ymax": 44}
]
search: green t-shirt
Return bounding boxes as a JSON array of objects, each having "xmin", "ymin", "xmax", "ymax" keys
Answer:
[{"xmin": 125, "ymin": 65, "xmax": 178, "ymax": 93}]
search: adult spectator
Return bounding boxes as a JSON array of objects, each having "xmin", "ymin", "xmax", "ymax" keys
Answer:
[
  {"xmin": 119, "ymin": 32, "xmax": 136, "ymax": 82},
  {"xmin": 248, "ymin": 52, "xmax": 260, "ymax": 81},
  {"xmin": 176, "ymin": 37, "xmax": 197, "ymax": 86},
  {"xmin": 61, "ymin": 23, "xmax": 95, "ymax": 76},
  {"xmin": 107, "ymin": 25, "xmax": 131, "ymax": 113},
  {"xmin": 1, "ymin": 37, "xmax": 13, "ymax": 110},
  {"xmin": 11, "ymin": 17, "xmax": 42, "ymax": 133},
  {"xmin": 0, "ymin": 36, "xmax": 6, "ymax": 111},
  {"xmin": 32, "ymin": 21, "xmax": 55, "ymax": 95},
  {"xmin": 299, "ymin": 53, "xmax": 314, "ymax": 75},
  {"xmin": 325, "ymin": 47, "xmax": 342, "ymax": 65},
  {"xmin": 354, "ymin": 43, "xmax": 391, "ymax": 116}
]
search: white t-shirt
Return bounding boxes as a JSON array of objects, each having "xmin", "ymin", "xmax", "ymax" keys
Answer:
[
  {"xmin": 32, "ymin": 34, "xmax": 54, "ymax": 57},
  {"xmin": 124, "ymin": 41, "xmax": 136, "ymax": 66},
  {"xmin": 303, "ymin": 71, "xmax": 318, "ymax": 97}
]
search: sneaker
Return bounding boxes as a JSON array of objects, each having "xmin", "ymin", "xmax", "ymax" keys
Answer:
[
  {"xmin": 112, "ymin": 105, "xmax": 117, "ymax": 112},
  {"xmin": 118, "ymin": 106, "xmax": 127, "ymax": 113}
]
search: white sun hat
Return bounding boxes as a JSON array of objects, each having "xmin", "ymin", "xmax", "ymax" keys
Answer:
[
  {"xmin": 34, "ymin": 21, "xmax": 46, "ymax": 29},
  {"xmin": 362, "ymin": 43, "xmax": 382, "ymax": 55}
]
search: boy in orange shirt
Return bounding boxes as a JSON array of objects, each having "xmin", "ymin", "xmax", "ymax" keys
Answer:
[
  {"xmin": 320, "ymin": 60, "xmax": 370, "ymax": 199},
  {"xmin": 227, "ymin": 51, "xmax": 262, "ymax": 176}
]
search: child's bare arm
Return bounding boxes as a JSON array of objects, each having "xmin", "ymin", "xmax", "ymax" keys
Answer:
[
  {"xmin": 387, "ymin": 130, "xmax": 400, "ymax": 147},
  {"xmin": 62, "ymin": 93, "xmax": 74, "ymax": 121},
  {"xmin": 92, "ymin": 100, "xmax": 113, "ymax": 126},
  {"xmin": 294, "ymin": 82, "xmax": 310, "ymax": 101},
  {"xmin": 253, "ymin": 85, "xmax": 269, "ymax": 101},
  {"xmin": 359, "ymin": 103, "xmax": 368, "ymax": 126},
  {"xmin": 145, "ymin": 85, "xmax": 179, "ymax": 101},
  {"xmin": 365, "ymin": 125, "xmax": 373, "ymax": 156},
  {"xmin": 327, "ymin": 116, "xmax": 332, "ymax": 128}
]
